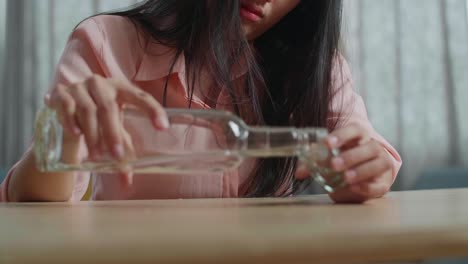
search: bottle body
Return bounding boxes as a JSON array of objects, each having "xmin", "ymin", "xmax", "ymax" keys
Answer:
[{"xmin": 34, "ymin": 107, "xmax": 344, "ymax": 192}]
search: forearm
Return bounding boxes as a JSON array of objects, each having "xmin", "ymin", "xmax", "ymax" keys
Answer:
[{"xmin": 8, "ymin": 150, "xmax": 76, "ymax": 202}]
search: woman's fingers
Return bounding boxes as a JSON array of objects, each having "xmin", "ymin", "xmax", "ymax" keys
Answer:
[
  {"xmin": 295, "ymin": 162, "xmax": 309, "ymax": 180},
  {"xmin": 330, "ymin": 140, "xmax": 382, "ymax": 171},
  {"xmin": 119, "ymin": 127, "xmax": 137, "ymax": 187},
  {"xmin": 86, "ymin": 76, "xmax": 124, "ymax": 159},
  {"xmin": 296, "ymin": 123, "xmax": 394, "ymax": 203},
  {"xmin": 111, "ymin": 79, "xmax": 169, "ymax": 129},
  {"xmin": 344, "ymin": 153, "xmax": 393, "ymax": 185},
  {"xmin": 46, "ymin": 85, "xmax": 81, "ymax": 136},
  {"xmin": 328, "ymin": 139, "xmax": 392, "ymax": 185},
  {"xmin": 120, "ymin": 171, "xmax": 134, "ymax": 187},
  {"xmin": 328, "ymin": 188, "xmax": 369, "ymax": 204},
  {"xmin": 329, "ymin": 177, "xmax": 390, "ymax": 204},
  {"xmin": 325, "ymin": 123, "xmax": 370, "ymax": 149},
  {"xmin": 46, "ymin": 75, "xmax": 166, "ymax": 172},
  {"xmin": 68, "ymin": 84, "xmax": 100, "ymax": 159},
  {"xmin": 349, "ymin": 174, "xmax": 392, "ymax": 198}
]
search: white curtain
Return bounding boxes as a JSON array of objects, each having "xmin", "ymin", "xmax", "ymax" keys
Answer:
[
  {"xmin": 1, "ymin": 0, "xmax": 468, "ymax": 190},
  {"xmin": 0, "ymin": 0, "xmax": 5, "ymax": 78},
  {"xmin": 343, "ymin": 0, "xmax": 468, "ymax": 189},
  {"xmin": 0, "ymin": 0, "xmax": 138, "ymax": 168}
]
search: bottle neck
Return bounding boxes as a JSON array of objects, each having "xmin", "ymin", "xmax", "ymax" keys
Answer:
[{"xmin": 242, "ymin": 127, "xmax": 328, "ymax": 158}]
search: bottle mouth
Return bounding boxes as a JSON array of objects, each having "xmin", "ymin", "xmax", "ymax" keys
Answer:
[{"xmin": 34, "ymin": 107, "xmax": 63, "ymax": 172}]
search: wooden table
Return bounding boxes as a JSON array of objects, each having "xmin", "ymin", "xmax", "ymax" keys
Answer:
[{"xmin": 1, "ymin": 188, "xmax": 468, "ymax": 264}]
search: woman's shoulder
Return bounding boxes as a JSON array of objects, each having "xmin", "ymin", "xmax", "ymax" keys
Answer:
[
  {"xmin": 75, "ymin": 15, "xmax": 148, "ymax": 51},
  {"xmin": 69, "ymin": 15, "xmax": 154, "ymax": 80},
  {"xmin": 331, "ymin": 53, "xmax": 353, "ymax": 87}
]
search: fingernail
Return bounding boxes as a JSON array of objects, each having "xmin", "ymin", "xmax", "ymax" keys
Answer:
[
  {"xmin": 44, "ymin": 93, "xmax": 51, "ymax": 104},
  {"xmin": 295, "ymin": 165, "xmax": 308, "ymax": 179},
  {"xmin": 331, "ymin": 157, "xmax": 344, "ymax": 170},
  {"xmin": 73, "ymin": 126, "xmax": 82, "ymax": 135},
  {"xmin": 159, "ymin": 117, "xmax": 170, "ymax": 129},
  {"xmin": 327, "ymin": 136, "xmax": 339, "ymax": 147},
  {"xmin": 113, "ymin": 144, "xmax": 125, "ymax": 159},
  {"xmin": 345, "ymin": 170, "xmax": 357, "ymax": 183},
  {"xmin": 128, "ymin": 173, "xmax": 133, "ymax": 185}
]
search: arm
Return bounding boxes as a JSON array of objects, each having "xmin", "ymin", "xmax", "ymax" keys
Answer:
[
  {"xmin": 1, "ymin": 19, "xmax": 105, "ymax": 202},
  {"xmin": 2, "ymin": 17, "xmax": 167, "ymax": 202},
  {"xmin": 296, "ymin": 56, "xmax": 402, "ymax": 203},
  {"xmin": 326, "ymin": 56, "xmax": 402, "ymax": 202},
  {"xmin": 327, "ymin": 57, "xmax": 402, "ymax": 182}
]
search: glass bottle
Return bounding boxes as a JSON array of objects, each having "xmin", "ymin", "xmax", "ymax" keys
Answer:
[{"xmin": 33, "ymin": 107, "xmax": 345, "ymax": 193}]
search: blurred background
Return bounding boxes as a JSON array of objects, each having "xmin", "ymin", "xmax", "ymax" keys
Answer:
[{"xmin": 0, "ymin": 0, "xmax": 468, "ymax": 193}]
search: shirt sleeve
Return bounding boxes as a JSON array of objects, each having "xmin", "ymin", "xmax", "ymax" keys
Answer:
[
  {"xmin": 0, "ymin": 18, "xmax": 109, "ymax": 202},
  {"xmin": 328, "ymin": 56, "xmax": 402, "ymax": 182}
]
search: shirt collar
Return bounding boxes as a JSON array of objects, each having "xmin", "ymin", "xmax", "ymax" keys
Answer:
[
  {"xmin": 133, "ymin": 41, "xmax": 248, "ymax": 86},
  {"xmin": 134, "ymin": 41, "xmax": 185, "ymax": 82}
]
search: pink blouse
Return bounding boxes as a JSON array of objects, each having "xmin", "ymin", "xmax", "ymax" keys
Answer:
[{"xmin": 0, "ymin": 15, "xmax": 402, "ymax": 202}]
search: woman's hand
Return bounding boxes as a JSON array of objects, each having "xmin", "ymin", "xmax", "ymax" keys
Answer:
[
  {"xmin": 296, "ymin": 123, "xmax": 394, "ymax": 203},
  {"xmin": 45, "ymin": 74, "xmax": 169, "ymax": 186}
]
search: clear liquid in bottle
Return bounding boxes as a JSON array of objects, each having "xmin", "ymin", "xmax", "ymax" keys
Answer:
[{"xmin": 34, "ymin": 107, "xmax": 345, "ymax": 193}]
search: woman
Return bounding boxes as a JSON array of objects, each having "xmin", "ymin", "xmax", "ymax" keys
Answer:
[{"xmin": 1, "ymin": 0, "xmax": 401, "ymax": 203}]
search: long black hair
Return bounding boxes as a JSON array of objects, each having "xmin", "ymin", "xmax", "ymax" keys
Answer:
[{"xmin": 109, "ymin": 0, "xmax": 344, "ymax": 197}]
